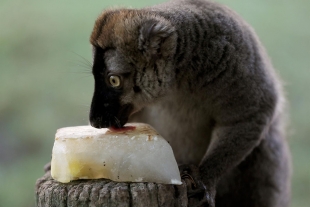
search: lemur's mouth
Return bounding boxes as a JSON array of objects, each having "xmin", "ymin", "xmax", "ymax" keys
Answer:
[{"xmin": 114, "ymin": 104, "xmax": 133, "ymax": 128}]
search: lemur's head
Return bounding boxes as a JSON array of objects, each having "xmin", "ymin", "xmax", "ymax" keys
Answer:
[{"xmin": 89, "ymin": 9, "xmax": 177, "ymax": 128}]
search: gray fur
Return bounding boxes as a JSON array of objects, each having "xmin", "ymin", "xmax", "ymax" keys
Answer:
[{"xmin": 89, "ymin": 0, "xmax": 291, "ymax": 206}]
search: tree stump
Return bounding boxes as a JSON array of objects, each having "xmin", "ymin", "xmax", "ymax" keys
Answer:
[{"xmin": 35, "ymin": 164, "xmax": 199, "ymax": 207}]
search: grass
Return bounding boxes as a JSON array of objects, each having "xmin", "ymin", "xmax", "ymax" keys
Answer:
[{"xmin": 0, "ymin": 0, "xmax": 309, "ymax": 206}]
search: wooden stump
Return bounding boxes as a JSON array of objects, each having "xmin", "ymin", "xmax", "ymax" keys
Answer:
[{"xmin": 35, "ymin": 164, "xmax": 199, "ymax": 207}]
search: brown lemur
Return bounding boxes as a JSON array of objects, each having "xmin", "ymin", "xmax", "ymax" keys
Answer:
[{"xmin": 88, "ymin": 0, "xmax": 291, "ymax": 206}]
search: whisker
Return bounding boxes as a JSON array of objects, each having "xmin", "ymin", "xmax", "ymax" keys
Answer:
[
  {"xmin": 65, "ymin": 51, "xmax": 93, "ymax": 76},
  {"xmin": 113, "ymin": 116, "xmax": 122, "ymax": 128},
  {"xmin": 70, "ymin": 58, "xmax": 91, "ymax": 67},
  {"xmin": 70, "ymin": 51, "xmax": 92, "ymax": 66},
  {"xmin": 66, "ymin": 60, "xmax": 92, "ymax": 73}
]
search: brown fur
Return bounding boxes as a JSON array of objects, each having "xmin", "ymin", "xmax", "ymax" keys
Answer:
[{"xmin": 89, "ymin": 1, "xmax": 291, "ymax": 206}]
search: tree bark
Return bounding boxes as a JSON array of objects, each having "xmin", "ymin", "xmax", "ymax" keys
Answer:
[{"xmin": 35, "ymin": 164, "xmax": 198, "ymax": 207}]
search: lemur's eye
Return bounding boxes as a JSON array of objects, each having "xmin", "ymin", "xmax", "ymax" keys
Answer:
[{"xmin": 109, "ymin": 75, "xmax": 121, "ymax": 88}]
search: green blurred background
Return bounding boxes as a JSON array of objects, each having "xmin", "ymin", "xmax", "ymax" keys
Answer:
[{"xmin": 0, "ymin": 0, "xmax": 309, "ymax": 206}]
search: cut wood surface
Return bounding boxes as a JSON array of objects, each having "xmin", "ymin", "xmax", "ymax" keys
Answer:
[{"xmin": 35, "ymin": 164, "xmax": 199, "ymax": 207}]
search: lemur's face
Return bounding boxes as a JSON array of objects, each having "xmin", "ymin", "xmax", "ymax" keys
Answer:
[
  {"xmin": 89, "ymin": 9, "xmax": 176, "ymax": 128},
  {"xmin": 89, "ymin": 48, "xmax": 134, "ymax": 128}
]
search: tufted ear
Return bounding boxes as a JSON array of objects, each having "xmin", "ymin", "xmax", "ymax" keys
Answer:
[{"xmin": 138, "ymin": 19, "xmax": 175, "ymax": 60}]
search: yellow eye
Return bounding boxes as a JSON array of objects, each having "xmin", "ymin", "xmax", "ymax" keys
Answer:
[{"xmin": 109, "ymin": 75, "xmax": 121, "ymax": 87}]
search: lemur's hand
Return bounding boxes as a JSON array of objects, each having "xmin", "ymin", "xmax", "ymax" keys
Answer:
[
  {"xmin": 44, "ymin": 162, "xmax": 51, "ymax": 173},
  {"xmin": 180, "ymin": 164, "xmax": 216, "ymax": 207}
]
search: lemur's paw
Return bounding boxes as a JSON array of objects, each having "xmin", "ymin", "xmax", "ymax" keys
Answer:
[
  {"xmin": 179, "ymin": 164, "xmax": 215, "ymax": 207},
  {"xmin": 44, "ymin": 162, "xmax": 51, "ymax": 173}
]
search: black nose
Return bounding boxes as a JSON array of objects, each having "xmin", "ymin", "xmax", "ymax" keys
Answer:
[
  {"xmin": 89, "ymin": 103, "xmax": 133, "ymax": 129},
  {"xmin": 89, "ymin": 117, "xmax": 110, "ymax": 128}
]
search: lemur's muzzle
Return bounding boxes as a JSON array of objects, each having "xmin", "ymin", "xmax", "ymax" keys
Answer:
[{"xmin": 89, "ymin": 93, "xmax": 133, "ymax": 129}]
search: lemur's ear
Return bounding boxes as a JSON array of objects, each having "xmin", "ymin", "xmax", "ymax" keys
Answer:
[{"xmin": 138, "ymin": 19, "xmax": 175, "ymax": 60}]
